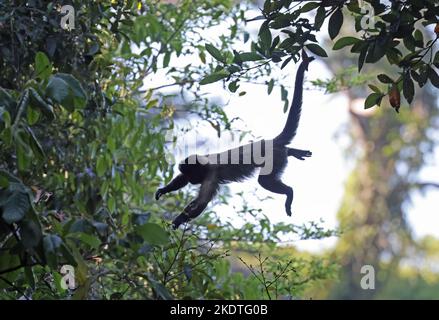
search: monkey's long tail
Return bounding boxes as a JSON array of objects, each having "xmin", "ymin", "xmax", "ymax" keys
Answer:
[{"xmin": 274, "ymin": 53, "xmax": 314, "ymax": 146}]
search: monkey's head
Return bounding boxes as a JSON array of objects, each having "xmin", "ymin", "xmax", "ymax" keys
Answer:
[{"xmin": 178, "ymin": 154, "xmax": 209, "ymax": 184}]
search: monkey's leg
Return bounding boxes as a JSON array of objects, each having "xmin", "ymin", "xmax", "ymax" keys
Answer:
[
  {"xmin": 258, "ymin": 175, "xmax": 294, "ymax": 216},
  {"xmin": 172, "ymin": 173, "xmax": 219, "ymax": 229},
  {"xmin": 172, "ymin": 200, "xmax": 209, "ymax": 230},
  {"xmin": 155, "ymin": 174, "xmax": 189, "ymax": 200},
  {"xmin": 287, "ymin": 148, "xmax": 312, "ymax": 161}
]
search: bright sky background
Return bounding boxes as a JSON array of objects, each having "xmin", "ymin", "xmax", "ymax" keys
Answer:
[{"xmin": 143, "ymin": 9, "xmax": 439, "ymax": 252}]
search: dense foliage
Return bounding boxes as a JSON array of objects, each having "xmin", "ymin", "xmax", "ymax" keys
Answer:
[
  {"xmin": 201, "ymin": 0, "xmax": 439, "ymax": 113},
  {"xmin": 1, "ymin": 0, "xmax": 438, "ymax": 300},
  {"xmin": 0, "ymin": 0, "xmax": 336, "ymax": 299}
]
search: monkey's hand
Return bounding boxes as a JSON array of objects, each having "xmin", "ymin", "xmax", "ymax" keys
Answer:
[
  {"xmin": 155, "ymin": 188, "xmax": 165, "ymax": 200},
  {"xmin": 289, "ymin": 148, "xmax": 312, "ymax": 160},
  {"xmin": 172, "ymin": 213, "xmax": 190, "ymax": 230}
]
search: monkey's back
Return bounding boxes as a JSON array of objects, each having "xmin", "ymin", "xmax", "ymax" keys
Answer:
[{"xmin": 205, "ymin": 140, "xmax": 286, "ymax": 183}]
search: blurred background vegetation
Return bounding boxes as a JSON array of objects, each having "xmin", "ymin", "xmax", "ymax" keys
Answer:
[{"xmin": 0, "ymin": 0, "xmax": 438, "ymax": 299}]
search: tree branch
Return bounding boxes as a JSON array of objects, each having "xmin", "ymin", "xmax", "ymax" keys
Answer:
[{"xmin": 412, "ymin": 182, "xmax": 439, "ymax": 190}]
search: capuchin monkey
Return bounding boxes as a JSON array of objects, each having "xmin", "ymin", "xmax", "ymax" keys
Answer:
[{"xmin": 156, "ymin": 51, "xmax": 314, "ymax": 229}]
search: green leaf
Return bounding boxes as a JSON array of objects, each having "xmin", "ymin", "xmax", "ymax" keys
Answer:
[
  {"xmin": 55, "ymin": 74, "xmax": 86, "ymax": 99},
  {"xmin": 0, "ymin": 170, "xmax": 21, "ymax": 184},
  {"xmin": 43, "ymin": 234, "xmax": 63, "ymax": 269},
  {"xmin": 1, "ymin": 190, "xmax": 30, "ymax": 224},
  {"xmin": 148, "ymin": 278, "xmax": 173, "ymax": 300},
  {"xmin": 368, "ymin": 85, "xmax": 381, "ymax": 93},
  {"xmin": 239, "ymin": 52, "xmax": 263, "ymax": 62},
  {"xmin": 16, "ymin": 143, "xmax": 29, "ymax": 172},
  {"xmin": 96, "ymin": 155, "xmax": 107, "ymax": 177},
  {"xmin": 271, "ymin": 15, "xmax": 292, "ymax": 29},
  {"xmin": 314, "ymin": 6, "xmax": 326, "ymax": 30},
  {"xmin": 135, "ymin": 223, "xmax": 169, "ymax": 246},
  {"xmin": 0, "ymin": 251, "xmax": 20, "ymax": 274},
  {"xmin": 428, "ymin": 66, "xmax": 439, "ymax": 88},
  {"xmin": 333, "ymin": 37, "xmax": 360, "ymax": 50},
  {"xmin": 14, "ymin": 90, "xmax": 30, "ymax": 123},
  {"xmin": 108, "ymin": 197, "xmax": 115, "ymax": 213},
  {"xmin": 306, "ymin": 44, "xmax": 328, "ymax": 57},
  {"xmin": 19, "ymin": 216, "xmax": 42, "ymax": 249},
  {"xmin": 300, "ymin": 2, "xmax": 319, "ymax": 13},
  {"xmin": 53, "ymin": 272, "xmax": 66, "ymax": 292},
  {"xmin": 46, "ymin": 76, "xmax": 70, "ymax": 106},
  {"xmin": 434, "ymin": 51, "xmax": 439, "ymax": 65},
  {"xmin": 0, "ymin": 88, "xmax": 16, "ymax": 109},
  {"xmin": 35, "ymin": 51, "xmax": 52, "ymax": 80},
  {"xmin": 267, "ymin": 79, "xmax": 274, "ymax": 95},
  {"xmin": 227, "ymin": 65, "xmax": 240, "ymax": 74},
  {"xmin": 107, "ymin": 136, "xmax": 116, "ymax": 152},
  {"xmin": 29, "ymin": 88, "xmax": 50, "ymax": 116},
  {"xmin": 259, "ymin": 21, "xmax": 272, "ymax": 52},
  {"xmin": 87, "ymin": 42, "xmax": 100, "ymax": 56},
  {"xmin": 364, "ymin": 92, "xmax": 384, "ymax": 109},
  {"xmin": 366, "ymin": 39, "xmax": 387, "ymax": 63},
  {"xmin": 283, "ymin": 99, "xmax": 289, "ymax": 113},
  {"xmin": 205, "ymin": 44, "xmax": 224, "ymax": 63},
  {"xmin": 403, "ymin": 74, "xmax": 415, "ymax": 103},
  {"xmin": 413, "ymin": 29, "xmax": 424, "ymax": 47},
  {"xmin": 163, "ymin": 52, "xmax": 171, "ymax": 68},
  {"xmin": 199, "ymin": 51, "xmax": 206, "ymax": 64},
  {"xmin": 228, "ymin": 80, "xmax": 239, "ymax": 93},
  {"xmin": 280, "ymin": 85, "xmax": 287, "ymax": 101},
  {"xmin": 25, "ymin": 266, "xmax": 35, "ymax": 289},
  {"xmin": 26, "ymin": 106, "xmax": 40, "ymax": 125},
  {"xmin": 328, "ymin": 8, "xmax": 343, "ymax": 40},
  {"xmin": 200, "ymin": 70, "xmax": 229, "ymax": 85},
  {"xmin": 0, "ymin": 175, "xmax": 8, "ymax": 188},
  {"xmin": 403, "ymin": 35, "xmax": 416, "ymax": 52},
  {"xmin": 73, "ymin": 232, "xmax": 101, "ymax": 249},
  {"xmin": 243, "ymin": 32, "xmax": 250, "ymax": 43},
  {"xmin": 416, "ymin": 65, "xmax": 429, "ymax": 87},
  {"xmin": 281, "ymin": 56, "xmax": 293, "ymax": 69},
  {"xmin": 60, "ymin": 243, "xmax": 76, "ymax": 266},
  {"xmin": 26, "ymin": 127, "xmax": 45, "ymax": 159},
  {"xmin": 54, "ymin": 73, "xmax": 87, "ymax": 107},
  {"xmin": 386, "ymin": 48, "xmax": 401, "ymax": 65},
  {"xmin": 377, "ymin": 74, "xmax": 394, "ymax": 84}
]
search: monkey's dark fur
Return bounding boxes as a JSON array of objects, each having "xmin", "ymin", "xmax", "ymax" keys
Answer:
[{"xmin": 156, "ymin": 51, "xmax": 314, "ymax": 229}]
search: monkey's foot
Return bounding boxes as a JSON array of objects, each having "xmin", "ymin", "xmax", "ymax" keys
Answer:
[
  {"xmin": 285, "ymin": 201, "xmax": 293, "ymax": 217},
  {"xmin": 172, "ymin": 213, "xmax": 190, "ymax": 230}
]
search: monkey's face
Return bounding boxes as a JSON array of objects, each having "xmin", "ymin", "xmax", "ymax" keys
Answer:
[{"xmin": 178, "ymin": 155, "xmax": 208, "ymax": 184}]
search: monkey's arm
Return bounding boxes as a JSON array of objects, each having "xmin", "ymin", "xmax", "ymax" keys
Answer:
[
  {"xmin": 155, "ymin": 174, "xmax": 189, "ymax": 200},
  {"xmin": 172, "ymin": 172, "xmax": 219, "ymax": 229}
]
